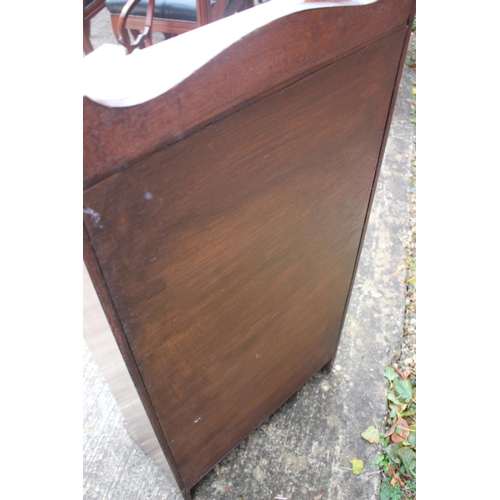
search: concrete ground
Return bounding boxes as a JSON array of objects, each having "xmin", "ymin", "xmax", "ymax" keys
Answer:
[{"xmin": 83, "ymin": 9, "xmax": 416, "ymax": 500}]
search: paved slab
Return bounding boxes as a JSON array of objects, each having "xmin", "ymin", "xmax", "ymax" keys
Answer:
[{"xmin": 83, "ymin": 11, "xmax": 415, "ymax": 500}]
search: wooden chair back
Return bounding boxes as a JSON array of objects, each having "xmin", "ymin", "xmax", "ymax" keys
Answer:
[
  {"xmin": 83, "ymin": 0, "xmax": 106, "ymax": 54},
  {"xmin": 110, "ymin": 0, "xmax": 254, "ymax": 53}
]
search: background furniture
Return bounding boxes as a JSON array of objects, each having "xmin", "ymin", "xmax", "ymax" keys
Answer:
[
  {"xmin": 84, "ymin": 0, "xmax": 106, "ymax": 54},
  {"xmin": 106, "ymin": 0, "xmax": 254, "ymax": 52},
  {"xmin": 83, "ymin": 0, "xmax": 415, "ymax": 497}
]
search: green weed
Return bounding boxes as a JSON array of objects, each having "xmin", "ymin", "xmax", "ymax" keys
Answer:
[{"xmin": 370, "ymin": 367, "xmax": 416, "ymax": 499}]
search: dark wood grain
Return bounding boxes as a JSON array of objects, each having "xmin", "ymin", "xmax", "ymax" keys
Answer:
[
  {"xmin": 84, "ymin": 0, "xmax": 413, "ymax": 189},
  {"xmin": 83, "ymin": 227, "xmax": 192, "ymax": 499},
  {"xmin": 84, "ymin": 27, "xmax": 407, "ymax": 488}
]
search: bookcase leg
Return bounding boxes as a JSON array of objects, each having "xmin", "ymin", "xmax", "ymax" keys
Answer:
[
  {"xmin": 321, "ymin": 358, "xmax": 334, "ymax": 374},
  {"xmin": 181, "ymin": 488, "xmax": 193, "ymax": 500}
]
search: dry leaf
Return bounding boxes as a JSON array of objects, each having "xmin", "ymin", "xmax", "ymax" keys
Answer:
[
  {"xmin": 350, "ymin": 459, "xmax": 364, "ymax": 475},
  {"xmin": 385, "ymin": 421, "xmax": 396, "ymax": 437},
  {"xmin": 391, "ymin": 432, "xmax": 404, "ymax": 444},
  {"xmin": 362, "ymin": 426, "xmax": 380, "ymax": 444},
  {"xmin": 392, "ymin": 365, "xmax": 407, "ymax": 380},
  {"xmin": 389, "ymin": 402, "xmax": 407, "ymax": 413},
  {"xmin": 391, "ymin": 476, "xmax": 405, "ymax": 488},
  {"xmin": 396, "ymin": 417, "xmax": 410, "ymax": 439},
  {"xmin": 388, "ymin": 464, "xmax": 405, "ymax": 488},
  {"xmin": 388, "ymin": 463, "xmax": 395, "ymax": 477},
  {"xmin": 391, "ymin": 417, "xmax": 410, "ymax": 443}
]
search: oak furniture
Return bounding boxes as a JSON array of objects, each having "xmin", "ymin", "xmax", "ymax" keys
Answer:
[{"xmin": 83, "ymin": 0, "xmax": 415, "ymax": 497}]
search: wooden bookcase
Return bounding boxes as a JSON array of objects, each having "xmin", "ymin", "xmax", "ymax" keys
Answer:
[{"xmin": 83, "ymin": 1, "xmax": 415, "ymax": 497}]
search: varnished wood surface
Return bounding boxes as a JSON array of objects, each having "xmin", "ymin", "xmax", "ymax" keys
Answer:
[
  {"xmin": 84, "ymin": 27, "xmax": 407, "ymax": 489},
  {"xmin": 83, "ymin": 228, "xmax": 192, "ymax": 498},
  {"xmin": 83, "ymin": 0, "xmax": 413, "ymax": 189}
]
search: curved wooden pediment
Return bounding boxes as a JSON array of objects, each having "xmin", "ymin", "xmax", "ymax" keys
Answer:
[{"xmin": 84, "ymin": 0, "xmax": 413, "ymax": 189}]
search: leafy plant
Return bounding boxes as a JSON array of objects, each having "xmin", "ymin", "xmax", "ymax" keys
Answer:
[
  {"xmin": 380, "ymin": 478, "xmax": 405, "ymax": 500},
  {"xmin": 407, "ymin": 53, "xmax": 416, "ymax": 69},
  {"xmin": 363, "ymin": 366, "xmax": 416, "ymax": 499},
  {"xmin": 410, "ymin": 105, "xmax": 416, "ymax": 126}
]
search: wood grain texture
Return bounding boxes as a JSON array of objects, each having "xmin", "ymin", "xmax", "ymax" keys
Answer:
[
  {"xmin": 83, "ymin": 0, "xmax": 413, "ymax": 189},
  {"xmin": 84, "ymin": 27, "xmax": 407, "ymax": 489},
  {"xmin": 83, "ymin": 228, "xmax": 192, "ymax": 499}
]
